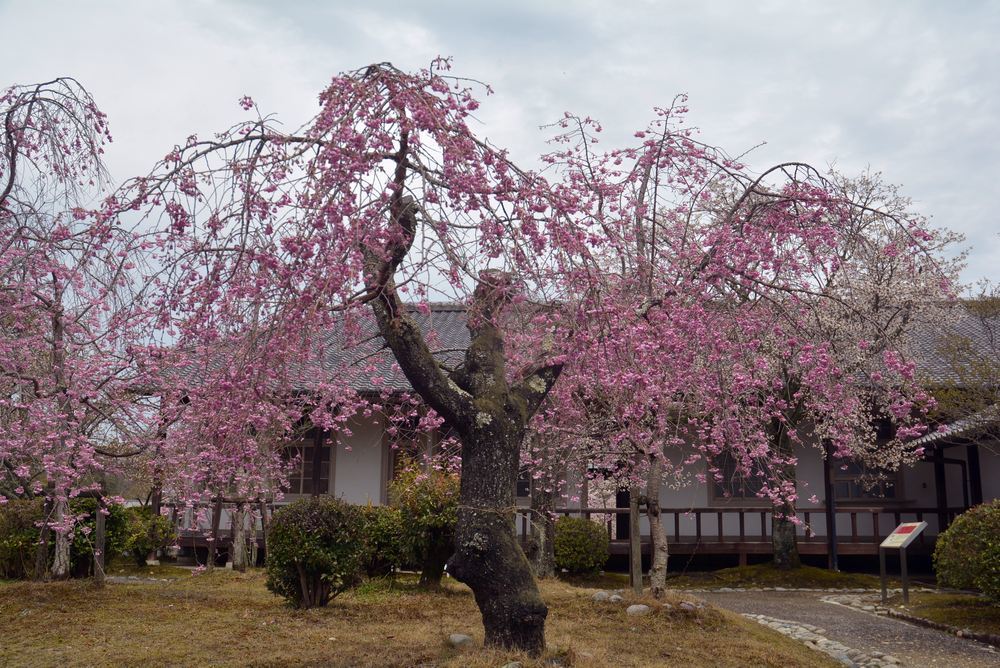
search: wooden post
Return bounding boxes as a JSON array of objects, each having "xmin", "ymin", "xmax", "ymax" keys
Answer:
[
  {"xmin": 900, "ymin": 545, "xmax": 910, "ymax": 605},
  {"xmin": 207, "ymin": 498, "xmax": 223, "ymax": 571},
  {"xmin": 311, "ymin": 429, "xmax": 326, "ymax": 496},
  {"xmin": 967, "ymin": 444, "xmax": 983, "ymax": 506},
  {"xmin": 94, "ymin": 503, "xmax": 106, "ymax": 587},
  {"xmin": 629, "ymin": 486, "xmax": 642, "ymax": 597},
  {"xmin": 933, "ymin": 446, "xmax": 948, "ymax": 532}
]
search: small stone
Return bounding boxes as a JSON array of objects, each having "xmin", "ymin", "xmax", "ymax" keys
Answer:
[
  {"xmin": 679, "ymin": 601, "xmax": 697, "ymax": 611},
  {"xmin": 502, "ymin": 663, "xmax": 523, "ymax": 668},
  {"xmin": 775, "ymin": 586, "xmax": 787, "ymax": 591},
  {"xmin": 592, "ymin": 591, "xmax": 610, "ymax": 602},
  {"xmin": 718, "ymin": 587, "xmax": 734, "ymax": 592},
  {"xmin": 626, "ymin": 604, "xmax": 651, "ymax": 616},
  {"xmin": 609, "ymin": 594, "xmax": 624, "ymax": 603},
  {"xmin": 447, "ymin": 633, "xmax": 473, "ymax": 648}
]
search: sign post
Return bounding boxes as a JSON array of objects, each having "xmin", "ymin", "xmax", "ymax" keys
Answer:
[{"xmin": 879, "ymin": 521, "xmax": 927, "ymax": 605}]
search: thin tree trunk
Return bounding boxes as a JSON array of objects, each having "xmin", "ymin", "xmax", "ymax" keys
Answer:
[
  {"xmin": 94, "ymin": 504, "xmax": 106, "ymax": 587},
  {"xmin": 771, "ymin": 427, "xmax": 801, "ymax": 569},
  {"xmin": 231, "ymin": 502, "xmax": 248, "ymax": 572},
  {"xmin": 628, "ymin": 485, "xmax": 642, "ymax": 596},
  {"xmin": 528, "ymin": 471, "xmax": 556, "ymax": 579},
  {"xmin": 34, "ymin": 493, "xmax": 52, "ymax": 580},
  {"xmin": 646, "ymin": 456, "xmax": 669, "ymax": 599},
  {"xmin": 51, "ymin": 496, "xmax": 71, "ymax": 579}
]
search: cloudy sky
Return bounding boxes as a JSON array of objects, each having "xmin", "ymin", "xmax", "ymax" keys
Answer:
[{"xmin": 2, "ymin": 0, "xmax": 997, "ymax": 283}]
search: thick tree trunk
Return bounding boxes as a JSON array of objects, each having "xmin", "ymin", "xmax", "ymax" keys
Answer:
[
  {"xmin": 646, "ymin": 456, "xmax": 669, "ymax": 599},
  {"xmin": 527, "ymin": 471, "xmax": 556, "ymax": 579},
  {"xmin": 51, "ymin": 497, "xmax": 71, "ymax": 579},
  {"xmin": 446, "ymin": 429, "xmax": 547, "ymax": 654}
]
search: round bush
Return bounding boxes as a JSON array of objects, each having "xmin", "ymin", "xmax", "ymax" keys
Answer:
[
  {"xmin": 266, "ymin": 497, "xmax": 367, "ymax": 608},
  {"xmin": 554, "ymin": 516, "xmax": 609, "ymax": 574},
  {"xmin": 360, "ymin": 504, "xmax": 410, "ymax": 577},
  {"xmin": 934, "ymin": 501, "xmax": 1000, "ymax": 602},
  {"xmin": 0, "ymin": 498, "xmax": 44, "ymax": 579}
]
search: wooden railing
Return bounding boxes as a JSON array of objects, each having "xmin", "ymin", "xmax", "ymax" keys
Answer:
[{"xmin": 516, "ymin": 505, "xmax": 967, "ymax": 547}]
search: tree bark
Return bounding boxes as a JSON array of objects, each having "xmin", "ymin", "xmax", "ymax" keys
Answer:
[
  {"xmin": 528, "ymin": 475, "xmax": 556, "ymax": 579},
  {"xmin": 628, "ymin": 485, "xmax": 642, "ymax": 596},
  {"xmin": 231, "ymin": 502, "xmax": 248, "ymax": 573},
  {"xmin": 34, "ymin": 493, "xmax": 52, "ymax": 580},
  {"xmin": 94, "ymin": 504, "xmax": 106, "ymax": 587},
  {"xmin": 51, "ymin": 496, "xmax": 71, "ymax": 580},
  {"xmin": 645, "ymin": 455, "xmax": 669, "ymax": 599}
]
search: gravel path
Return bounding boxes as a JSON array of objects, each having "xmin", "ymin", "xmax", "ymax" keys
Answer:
[{"xmin": 696, "ymin": 590, "xmax": 999, "ymax": 668}]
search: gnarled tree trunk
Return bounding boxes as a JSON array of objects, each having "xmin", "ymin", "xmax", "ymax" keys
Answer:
[
  {"xmin": 231, "ymin": 502, "xmax": 249, "ymax": 572},
  {"xmin": 51, "ymin": 496, "xmax": 71, "ymax": 579},
  {"xmin": 645, "ymin": 455, "xmax": 669, "ymax": 598},
  {"xmin": 418, "ymin": 526, "xmax": 452, "ymax": 587}
]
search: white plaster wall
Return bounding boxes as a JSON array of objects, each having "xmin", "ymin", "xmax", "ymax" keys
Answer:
[{"xmin": 333, "ymin": 414, "xmax": 386, "ymax": 505}]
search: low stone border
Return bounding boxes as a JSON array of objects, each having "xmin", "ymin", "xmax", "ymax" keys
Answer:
[
  {"xmin": 823, "ymin": 593, "xmax": 1000, "ymax": 651},
  {"xmin": 680, "ymin": 586, "xmax": 936, "ymax": 594},
  {"xmin": 742, "ymin": 613, "xmax": 900, "ymax": 667}
]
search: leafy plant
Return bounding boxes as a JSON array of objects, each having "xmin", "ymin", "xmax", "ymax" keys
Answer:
[
  {"xmin": 554, "ymin": 516, "xmax": 609, "ymax": 575},
  {"xmin": 0, "ymin": 498, "xmax": 44, "ymax": 579},
  {"xmin": 360, "ymin": 504, "xmax": 410, "ymax": 577},
  {"xmin": 265, "ymin": 497, "xmax": 367, "ymax": 608},
  {"xmin": 934, "ymin": 500, "xmax": 1000, "ymax": 602},
  {"xmin": 69, "ymin": 498, "xmax": 128, "ymax": 577},
  {"xmin": 389, "ymin": 464, "xmax": 459, "ymax": 587},
  {"xmin": 124, "ymin": 507, "xmax": 177, "ymax": 566}
]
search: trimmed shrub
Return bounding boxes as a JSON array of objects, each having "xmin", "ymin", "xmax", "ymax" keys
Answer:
[
  {"xmin": 389, "ymin": 465, "xmax": 459, "ymax": 587},
  {"xmin": 554, "ymin": 516, "xmax": 609, "ymax": 575},
  {"xmin": 266, "ymin": 497, "xmax": 367, "ymax": 608},
  {"xmin": 124, "ymin": 507, "xmax": 177, "ymax": 566},
  {"xmin": 0, "ymin": 498, "xmax": 44, "ymax": 579},
  {"xmin": 360, "ymin": 504, "xmax": 410, "ymax": 577},
  {"xmin": 934, "ymin": 500, "xmax": 1000, "ymax": 602}
]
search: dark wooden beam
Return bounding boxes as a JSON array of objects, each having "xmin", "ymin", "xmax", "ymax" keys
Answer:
[
  {"xmin": 933, "ymin": 446, "xmax": 949, "ymax": 531},
  {"xmin": 823, "ymin": 440, "xmax": 839, "ymax": 571},
  {"xmin": 311, "ymin": 428, "xmax": 326, "ymax": 497},
  {"xmin": 967, "ymin": 444, "xmax": 984, "ymax": 506}
]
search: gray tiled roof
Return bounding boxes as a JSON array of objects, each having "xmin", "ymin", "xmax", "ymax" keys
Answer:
[{"xmin": 907, "ymin": 304, "xmax": 1000, "ymax": 386}]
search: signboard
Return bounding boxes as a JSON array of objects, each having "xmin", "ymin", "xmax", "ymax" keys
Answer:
[{"xmin": 879, "ymin": 521, "xmax": 927, "ymax": 549}]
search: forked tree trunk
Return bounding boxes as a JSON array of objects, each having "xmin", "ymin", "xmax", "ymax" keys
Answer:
[
  {"xmin": 51, "ymin": 497, "xmax": 71, "ymax": 580},
  {"xmin": 770, "ymin": 427, "xmax": 801, "ymax": 570},
  {"xmin": 528, "ymin": 476, "xmax": 556, "ymax": 579},
  {"xmin": 628, "ymin": 486, "xmax": 642, "ymax": 596},
  {"xmin": 645, "ymin": 456, "xmax": 669, "ymax": 599}
]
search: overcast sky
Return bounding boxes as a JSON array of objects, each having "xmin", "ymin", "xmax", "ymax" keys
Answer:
[{"xmin": 2, "ymin": 0, "xmax": 997, "ymax": 283}]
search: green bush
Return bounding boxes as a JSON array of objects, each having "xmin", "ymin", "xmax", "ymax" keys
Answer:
[
  {"xmin": 266, "ymin": 497, "xmax": 367, "ymax": 608},
  {"xmin": 389, "ymin": 465, "xmax": 459, "ymax": 587},
  {"xmin": 554, "ymin": 516, "xmax": 609, "ymax": 575},
  {"xmin": 360, "ymin": 504, "xmax": 410, "ymax": 577},
  {"xmin": 124, "ymin": 507, "xmax": 177, "ymax": 566},
  {"xmin": 934, "ymin": 501, "xmax": 1000, "ymax": 602},
  {"xmin": 69, "ymin": 498, "xmax": 128, "ymax": 577},
  {"xmin": 0, "ymin": 498, "xmax": 44, "ymax": 579}
]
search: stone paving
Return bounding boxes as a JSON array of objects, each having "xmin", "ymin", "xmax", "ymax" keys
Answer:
[{"xmin": 696, "ymin": 589, "xmax": 1000, "ymax": 667}]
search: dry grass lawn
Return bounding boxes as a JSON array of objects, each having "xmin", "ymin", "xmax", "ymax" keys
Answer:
[{"xmin": 0, "ymin": 569, "xmax": 839, "ymax": 667}]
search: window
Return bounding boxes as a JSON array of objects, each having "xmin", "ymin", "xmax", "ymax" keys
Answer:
[
  {"xmin": 833, "ymin": 460, "xmax": 898, "ymax": 501},
  {"xmin": 283, "ymin": 439, "xmax": 330, "ymax": 495},
  {"xmin": 710, "ymin": 451, "xmax": 769, "ymax": 501}
]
